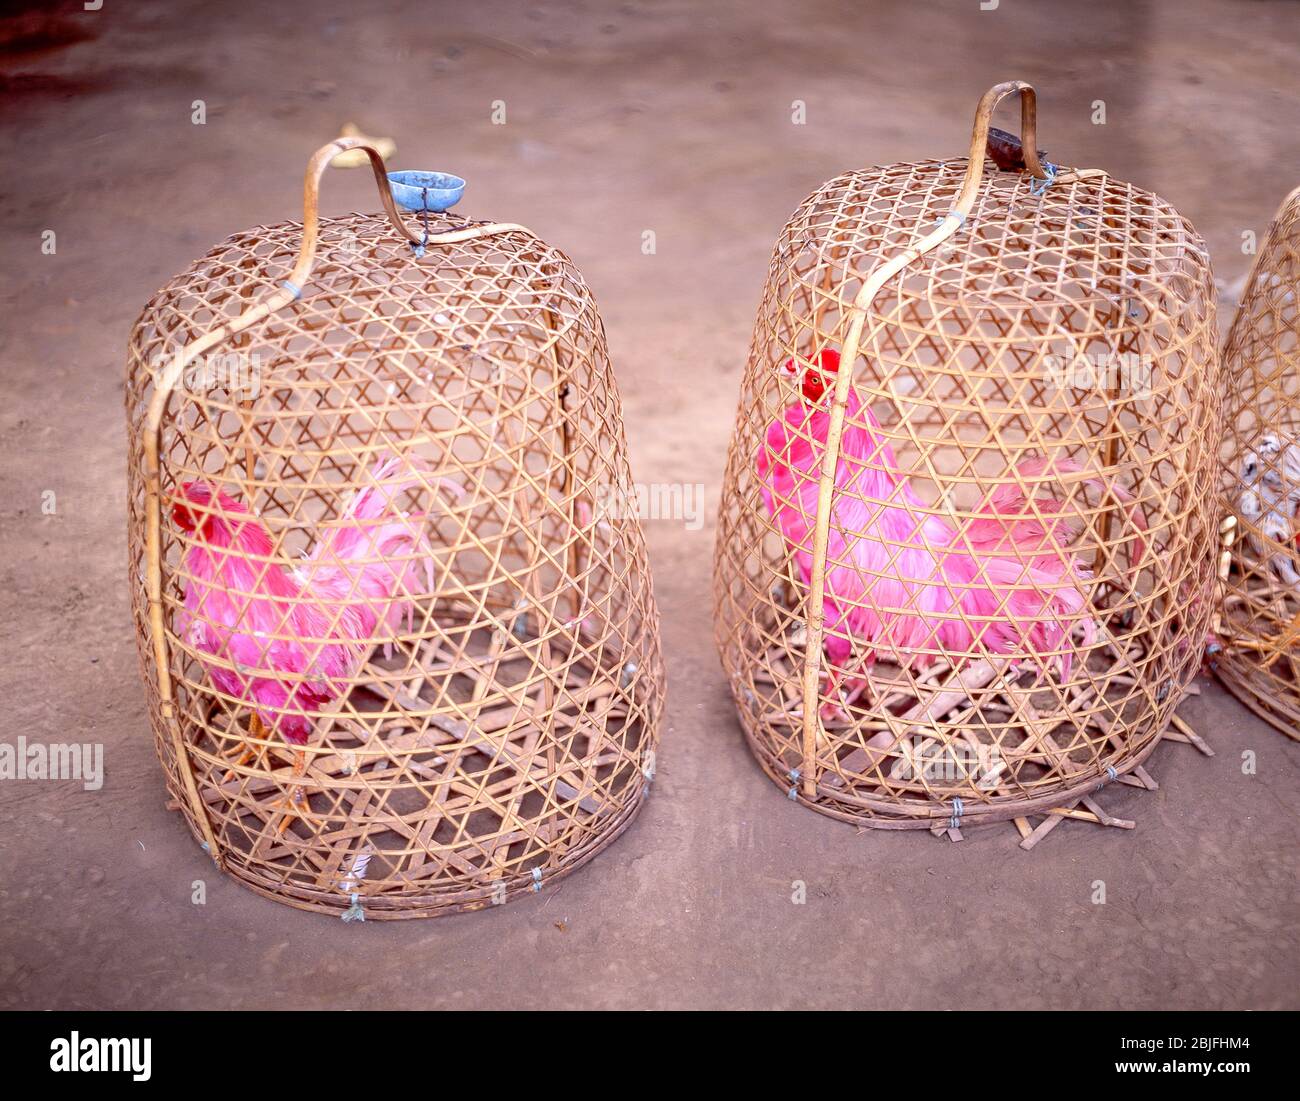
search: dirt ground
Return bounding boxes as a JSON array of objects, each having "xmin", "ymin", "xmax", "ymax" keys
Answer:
[{"xmin": 1, "ymin": 0, "xmax": 1297, "ymax": 1010}]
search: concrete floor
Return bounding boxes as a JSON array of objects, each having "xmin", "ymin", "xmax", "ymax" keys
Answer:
[{"xmin": 1, "ymin": 0, "xmax": 1297, "ymax": 1009}]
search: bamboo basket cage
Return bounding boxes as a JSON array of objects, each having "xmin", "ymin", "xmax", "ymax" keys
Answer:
[
  {"xmin": 126, "ymin": 139, "xmax": 664, "ymax": 917},
  {"xmin": 713, "ymin": 82, "xmax": 1222, "ymax": 832},
  {"xmin": 1213, "ymin": 184, "xmax": 1300, "ymax": 739}
]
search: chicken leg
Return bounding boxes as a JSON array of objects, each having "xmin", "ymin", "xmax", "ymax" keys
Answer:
[
  {"xmin": 221, "ymin": 712, "xmax": 268, "ymax": 784},
  {"xmin": 271, "ymin": 746, "xmax": 309, "ymax": 836}
]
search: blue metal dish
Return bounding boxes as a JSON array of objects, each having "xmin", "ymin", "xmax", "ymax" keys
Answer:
[{"xmin": 387, "ymin": 171, "xmax": 466, "ymax": 212}]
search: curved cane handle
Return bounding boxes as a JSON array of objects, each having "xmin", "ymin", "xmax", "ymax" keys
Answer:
[
  {"xmin": 294, "ymin": 138, "xmax": 532, "ymax": 280},
  {"xmin": 954, "ymin": 80, "xmax": 1047, "ymax": 212},
  {"xmin": 135, "ymin": 139, "xmax": 399, "ymax": 863},
  {"xmin": 294, "ymin": 138, "xmax": 539, "ymax": 294},
  {"xmin": 290, "ymin": 138, "xmax": 422, "ymax": 286},
  {"xmin": 138, "ymin": 138, "xmax": 402, "ymax": 860},
  {"xmin": 793, "ymin": 80, "xmax": 1049, "ymax": 800},
  {"xmin": 283, "ymin": 138, "xmax": 529, "ymax": 286},
  {"xmin": 139, "ymin": 138, "xmax": 538, "ymax": 857}
]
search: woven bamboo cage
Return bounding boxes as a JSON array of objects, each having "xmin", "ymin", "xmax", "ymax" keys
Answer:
[
  {"xmin": 126, "ymin": 139, "xmax": 664, "ymax": 917},
  {"xmin": 713, "ymin": 82, "xmax": 1221, "ymax": 833},
  {"xmin": 1213, "ymin": 184, "xmax": 1300, "ymax": 739}
]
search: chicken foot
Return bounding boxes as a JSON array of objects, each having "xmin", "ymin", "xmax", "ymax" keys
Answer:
[
  {"xmin": 271, "ymin": 747, "xmax": 309, "ymax": 836},
  {"xmin": 221, "ymin": 712, "xmax": 269, "ymax": 784}
]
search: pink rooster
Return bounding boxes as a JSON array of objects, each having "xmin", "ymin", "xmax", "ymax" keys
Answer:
[
  {"xmin": 758, "ymin": 349, "xmax": 1145, "ymax": 716},
  {"xmin": 170, "ymin": 456, "xmax": 454, "ymax": 828}
]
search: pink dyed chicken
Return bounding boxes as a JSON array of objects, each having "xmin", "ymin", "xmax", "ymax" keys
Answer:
[
  {"xmin": 170, "ymin": 456, "xmax": 454, "ymax": 827},
  {"xmin": 758, "ymin": 349, "xmax": 1145, "ymax": 716}
]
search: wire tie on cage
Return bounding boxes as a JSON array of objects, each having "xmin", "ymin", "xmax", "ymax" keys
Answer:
[
  {"xmin": 1029, "ymin": 160, "xmax": 1059, "ymax": 197},
  {"xmin": 408, "ymin": 188, "xmax": 432, "ymax": 259},
  {"xmin": 787, "ymin": 769, "xmax": 800, "ymax": 800},
  {"xmin": 948, "ymin": 797, "xmax": 964, "ymax": 830},
  {"xmin": 279, "ymin": 280, "xmax": 302, "ymax": 300},
  {"xmin": 340, "ymin": 892, "xmax": 366, "ymax": 924},
  {"xmin": 341, "ymin": 848, "xmax": 373, "ymax": 893},
  {"xmin": 1106, "ymin": 765, "xmax": 1118, "ymax": 781},
  {"xmin": 530, "ymin": 868, "xmax": 543, "ymax": 892}
]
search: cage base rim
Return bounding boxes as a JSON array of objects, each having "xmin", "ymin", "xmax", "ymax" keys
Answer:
[
  {"xmin": 1212, "ymin": 656, "xmax": 1300, "ymax": 742},
  {"xmin": 739, "ymin": 717, "xmax": 1168, "ymax": 832},
  {"xmin": 173, "ymin": 777, "xmax": 652, "ymax": 920}
]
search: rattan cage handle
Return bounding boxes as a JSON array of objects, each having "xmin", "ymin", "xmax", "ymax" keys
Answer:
[
  {"xmin": 132, "ymin": 142, "xmax": 404, "ymax": 863},
  {"xmin": 139, "ymin": 138, "xmax": 533, "ymax": 862},
  {"xmin": 957, "ymin": 80, "xmax": 1048, "ymax": 204},
  {"xmin": 292, "ymin": 138, "xmax": 533, "ymax": 286},
  {"xmin": 294, "ymin": 137, "xmax": 422, "ymax": 278},
  {"xmin": 794, "ymin": 81, "xmax": 1052, "ymax": 801}
]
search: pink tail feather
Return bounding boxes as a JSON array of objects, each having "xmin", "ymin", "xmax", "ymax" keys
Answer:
[
  {"xmin": 307, "ymin": 456, "xmax": 455, "ymax": 637},
  {"xmin": 958, "ymin": 455, "xmax": 1147, "ymax": 679},
  {"xmin": 967, "ymin": 455, "xmax": 1147, "ymax": 570}
]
